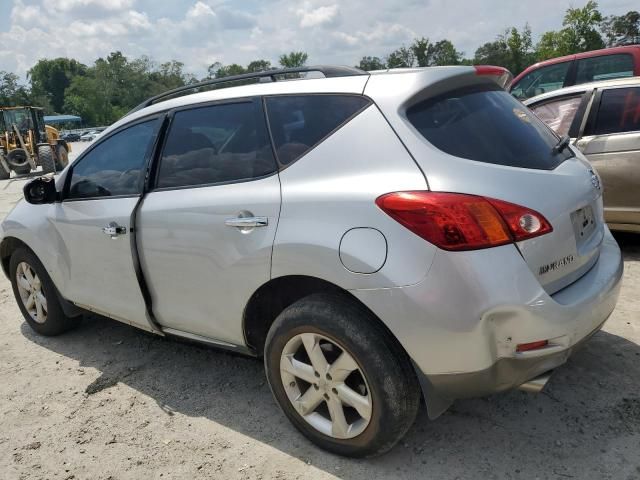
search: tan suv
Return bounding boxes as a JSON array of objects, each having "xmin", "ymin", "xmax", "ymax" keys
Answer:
[{"xmin": 525, "ymin": 77, "xmax": 640, "ymax": 232}]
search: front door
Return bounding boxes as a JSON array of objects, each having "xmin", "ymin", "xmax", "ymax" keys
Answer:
[
  {"xmin": 52, "ymin": 117, "xmax": 161, "ymax": 328},
  {"xmin": 576, "ymin": 85, "xmax": 640, "ymax": 227},
  {"xmin": 138, "ymin": 99, "xmax": 281, "ymax": 345}
]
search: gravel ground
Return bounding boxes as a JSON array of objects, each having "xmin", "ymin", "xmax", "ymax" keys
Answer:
[{"xmin": 0, "ymin": 145, "xmax": 639, "ymax": 479}]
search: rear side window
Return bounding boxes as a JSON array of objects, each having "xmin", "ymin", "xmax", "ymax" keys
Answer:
[
  {"xmin": 156, "ymin": 100, "xmax": 276, "ymax": 189},
  {"xmin": 511, "ymin": 62, "xmax": 571, "ymax": 100},
  {"xmin": 265, "ymin": 95, "xmax": 370, "ymax": 165},
  {"xmin": 575, "ymin": 54, "xmax": 634, "ymax": 84},
  {"xmin": 529, "ymin": 96, "xmax": 583, "ymax": 136},
  {"xmin": 407, "ymin": 85, "xmax": 573, "ymax": 170},
  {"xmin": 588, "ymin": 87, "xmax": 640, "ymax": 136}
]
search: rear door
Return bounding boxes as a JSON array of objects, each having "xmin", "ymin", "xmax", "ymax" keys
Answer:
[
  {"xmin": 137, "ymin": 99, "xmax": 280, "ymax": 345},
  {"xmin": 576, "ymin": 85, "xmax": 640, "ymax": 227},
  {"xmin": 52, "ymin": 117, "xmax": 161, "ymax": 328}
]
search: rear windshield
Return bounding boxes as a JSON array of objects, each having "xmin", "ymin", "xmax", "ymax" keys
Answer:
[{"xmin": 407, "ymin": 85, "xmax": 574, "ymax": 170}]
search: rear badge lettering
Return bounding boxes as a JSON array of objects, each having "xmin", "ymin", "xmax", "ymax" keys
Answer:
[{"xmin": 539, "ymin": 255, "xmax": 575, "ymax": 275}]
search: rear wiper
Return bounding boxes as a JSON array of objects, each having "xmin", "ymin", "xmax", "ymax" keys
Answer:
[{"xmin": 552, "ymin": 135, "xmax": 571, "ymax": 154}]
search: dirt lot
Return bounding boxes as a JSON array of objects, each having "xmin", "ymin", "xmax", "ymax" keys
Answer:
[{"xmin": 0, "ymin": 146, "xmax": 639, "ymax": 479}]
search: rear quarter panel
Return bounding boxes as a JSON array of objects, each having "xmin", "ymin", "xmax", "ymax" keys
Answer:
[{"xmin": 272, "ymin": 104, "xmax": 433, "ymax": 289}]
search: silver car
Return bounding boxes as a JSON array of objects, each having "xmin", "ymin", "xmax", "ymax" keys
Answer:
[
  {"xmin": 0, "ymin": 65, "xmax": 623, "ymax": 457},
  {"xmin": 524, "ymin": 77, "xmax": 640, "ymax": 232}
]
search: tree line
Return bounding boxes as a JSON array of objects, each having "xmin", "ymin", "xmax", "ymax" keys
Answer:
[{"xmin": 0, "ymin": 1, "xmax": 637, "ymax": 126}]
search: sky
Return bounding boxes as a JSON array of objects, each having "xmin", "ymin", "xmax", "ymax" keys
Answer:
[{"xmin": 0, "ymin": 0, "xmax": 638, "ymax": 78}]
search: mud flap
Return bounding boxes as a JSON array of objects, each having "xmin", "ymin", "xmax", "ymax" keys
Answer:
[{"xmin": 411, "ymin": 360, "xmax": 453, "ymax": 419}]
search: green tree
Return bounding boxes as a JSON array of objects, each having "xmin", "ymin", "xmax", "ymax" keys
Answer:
[
  {"xmin": 0, "ymin": 71, "xmax": 31, "ymax": 106},
  {"xmin": 28, "ymin": 58, "xmax": 86, "ymax": 112},
  {"xmin": 386, "ymin": 46, "xmax": 414, "ymax": 68},
  {"xmin": 357, "ymin": 56, "xmax": 386, "ymax": 71},
  {"xmin": 279, "ymin": 51, "xmax": 308, "ymax": 68},
  {"xmin": 601, "ymin": 11, "xmax": 640, "ymax": 46},
  {"xmin": 430, "ymin": 39, "xmax": 463, "ymax": 66},
  {"xmin": 474, "ymin": 26, "xmax": 533, "ymax": 74},
  {"xmin": 562, "ymin": 0, "xmax": 605, "ymax": 52},
  {"xmin": 247, "ymin": 59, "xmax": 273, "ymax": 72},
  {"xmin": 535, "ymin": 1, "xmax": 605, "ymax": 60},
  {"xmin": 410, "ymin": 37, "xmax": 431, "ymax": 67},
  {"xmin": 212, "ymin": 64, "xmax": 246, "ymax": 78}
]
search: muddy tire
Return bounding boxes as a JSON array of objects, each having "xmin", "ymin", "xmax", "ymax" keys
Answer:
[
  {"xmin": 38, "ymin": 144, "xmax": 55, "ymax": 174},
  {"xmin": 264, "ymin": 293, "xmax": 421, "ymax": 458},
  {"xmin": 55, "ymin": 144, "xmax": 69, "ymax": 170}
]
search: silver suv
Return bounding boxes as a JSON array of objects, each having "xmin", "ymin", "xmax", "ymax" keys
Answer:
[{"xmin": 0, "ymin": 65, "xmax": 623, "ymax": 457}]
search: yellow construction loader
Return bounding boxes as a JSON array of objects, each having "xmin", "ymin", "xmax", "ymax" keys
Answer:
[{"xmin": 0, "ymin": 106, "xmax": 70, "ymax": 179}]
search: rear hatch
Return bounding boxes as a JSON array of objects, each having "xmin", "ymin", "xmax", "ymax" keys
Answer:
[{"xmin": 369, "ymin": 69, "xmax": 604, "ymax": 294}]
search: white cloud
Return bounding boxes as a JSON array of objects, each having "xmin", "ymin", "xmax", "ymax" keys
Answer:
[
  {"xmin": 298, "ymin": 4, "xmax": 339, "ymax": 28},
  {"xmin": 1, "ymin": 0, "xmax": 640, "ymax": 81}
]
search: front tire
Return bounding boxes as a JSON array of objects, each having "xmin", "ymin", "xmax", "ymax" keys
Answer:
[
  {"xmin": 264, "ymin": 293, "xmax": 420, "ymax": 457},
  {"xmin": 9, "ymin": 248, "xmax": 80, "ymax": 336}
]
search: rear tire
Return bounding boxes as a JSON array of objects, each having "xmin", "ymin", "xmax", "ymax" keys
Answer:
[
  {"xmin": 55, "ymin": 144, "xmax": 69, "ymax": 170},
  {"xmin": 38, "ymin": 144, "xmax": 55, "ymax": 174},
  {"xmin": 264, "ymin": 293, "xmax": 420, "ymax": 458},
  {"xmin": 9, "ymin": 248, "xmax": 80, "ymax": 336}
]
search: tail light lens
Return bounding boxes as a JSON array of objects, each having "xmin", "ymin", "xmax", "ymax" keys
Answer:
[{"xmin": 375, "ymin": 191, "xmax": 552, "ymax": 251}]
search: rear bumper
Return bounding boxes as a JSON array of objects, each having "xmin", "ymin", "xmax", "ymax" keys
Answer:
[
  {"xmin": 427, "ymin": 318, "xmax": 606, "ymax": 399},
  {"xmin": 351, "ymin": 227, "xmax": 623, "ymax": 408}
]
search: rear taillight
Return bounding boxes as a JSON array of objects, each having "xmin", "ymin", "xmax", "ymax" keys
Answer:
[{"xmin": 375, "ymin": 191, "xmax": 552, "ymax": 251}]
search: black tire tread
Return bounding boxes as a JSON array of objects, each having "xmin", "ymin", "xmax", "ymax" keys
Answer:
[
  {"xmin": 264, "ymin": 292, "xmax": 420, "ymax": 458},
  {"xmin": 38, "ymin": 144, "xmax": 55, "ymax": 174}
]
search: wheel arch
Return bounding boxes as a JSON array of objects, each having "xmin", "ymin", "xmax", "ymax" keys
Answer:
[
  {"xmin": 242, "ymin": 274, "xmax": 453, "ymax": 419},
  {"xmin": 1, "ymin": 235, "xmax": 83, "ymax": 318},
  {"xmin": 243, "ymin": 275, "xmax": 410, "ymax": 362},
  {"xmin": 1, "ymin": 236, "xmax": 30, "ymax": 278}
]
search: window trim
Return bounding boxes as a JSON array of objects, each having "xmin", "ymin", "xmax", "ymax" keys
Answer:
[
  {"xmin": 149, "ymin": 96, "xmax": 280, "ymax": 192},
  {"xmin": 584, "ymin": 85, "xmax": 640, "ymax": 138},
  {"xmin": 527, "ymin": 90, "xmax": 591, "ymax": 138},
  {"xmin": 263, "ymin": 92, "xmax": 373, "ymax": 172},
  {"xmin": 573, "ymin": 53, "xmax": 634, "ymax": 86},
  {"xmin": 512, "ymin": 60, "xmax": 574, "ymax": 98},
  {"xmin": 62, "ymin": 114, "xmax": 165, "ymax": 202}
]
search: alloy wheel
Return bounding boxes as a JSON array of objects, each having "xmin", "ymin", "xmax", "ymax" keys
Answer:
[
  {"xmin": 280, "ymin": 332, "xmax": 372, "ymax": 439},
  {"xmin": 15, "ymin": 262, "xmax": 47, "ymax": 324}
]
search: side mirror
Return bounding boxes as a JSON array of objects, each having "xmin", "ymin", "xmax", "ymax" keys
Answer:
[{"xmin": 24, "ymin": 177, "xmax": 57, "ymax": 204}]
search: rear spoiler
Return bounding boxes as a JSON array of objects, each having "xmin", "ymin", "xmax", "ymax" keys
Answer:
[{"xmin": 474, "ymin": 65, "xmax": 513, "ymax": 89}]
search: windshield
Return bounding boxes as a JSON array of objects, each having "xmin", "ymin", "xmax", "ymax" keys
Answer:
[{"xmin": 3, "ymin": 109, "xmax": 33, "ymax": 131}]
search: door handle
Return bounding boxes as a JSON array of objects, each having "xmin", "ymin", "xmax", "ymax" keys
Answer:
[
  {"xmin": 102, "ymin": 222, "xmax": 127, "ymax": 238},
  {"xmin": 225, "ymin": 216, "xmax": 269, "ymax": 228}
]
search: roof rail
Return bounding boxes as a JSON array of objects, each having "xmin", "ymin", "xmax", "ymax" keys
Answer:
[{"xmin": 128, "ymin": 65, "xmax": 368, "ymax": 115}]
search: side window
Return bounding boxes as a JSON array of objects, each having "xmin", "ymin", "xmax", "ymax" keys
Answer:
[
  {"xmin": 588, "ymin": 87, "xmax": 640, "ymax": 136},
  {"xmin": 511, "ymin": 62, "xmax": 571, "ymax": 100},
  {"xmin": 529, "ymin": 96, "xmax": 583, "ymax": 136},
  {"xmin": 156, "ymin": 101, "xmax": 276, "ymax": 189},
  {"xmin": 575, "ymin": 54, "xmax": 634, "ymax": 84},
  {"xmin": 265, "ymin": 95, "xmax": 371, "ymax": 165},
  {"xmin": 67, "ymin": 120, "xmax": 158, "ymax": 199}
]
